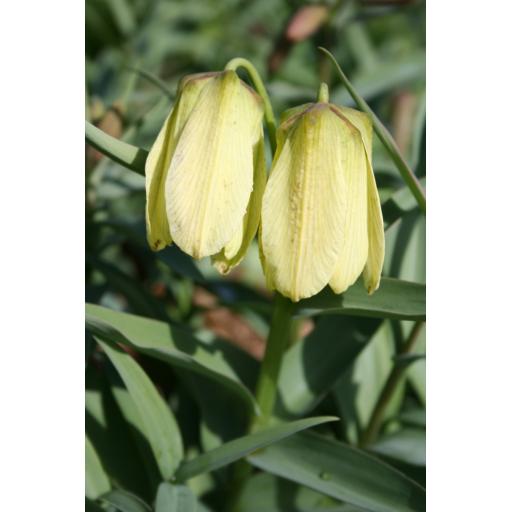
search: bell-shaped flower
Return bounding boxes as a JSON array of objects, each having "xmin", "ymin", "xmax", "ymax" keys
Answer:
[
  {"xmin": 145, "ymin": 70, "xmax": 266, "ymax": 273},
  {"xmin": 260, "ymin": 96, "xmax": 385, "ymax": 302}
]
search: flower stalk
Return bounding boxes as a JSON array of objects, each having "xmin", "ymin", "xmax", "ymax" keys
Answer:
[
  {"xmin": 252, "ymin": 294, "xmax": 295, "ymax": 429},
  {"xmin": 225, "ymin": 57, "xmax": 277, "ymax": 153}
]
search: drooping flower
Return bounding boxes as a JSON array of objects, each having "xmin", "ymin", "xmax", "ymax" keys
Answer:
[
  {"xmin": 260, "ymin": 90, "xmax": 385, "ymax": 302},
  {"xmin": 145, "ymin": 70, "xmax": 266, "ymax": 273}
]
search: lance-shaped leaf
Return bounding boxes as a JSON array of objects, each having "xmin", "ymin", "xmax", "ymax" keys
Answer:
[
  {"xmin": 155, "ymin": 483, "xmax": 198, "ymax": 512},
  {"xmin": 85, "ymin": 435, "xmax": 111, "ymax": 500},
  {"xmin": 97, "ymin": 339, "xmax": 183, "ymax": 480},
  {"xmin": 100, "ymin": 490, "xmax": 152, "ymax": 512},
  {"xmin": 175, "ymin": 416, "xmax": 338, "ymax": 482},
  {"xmin": 85, "ymin": 303, "xmax": 257, "ymax": 413},
  {"xmin": 248, "ymin": 431, "xmax": 426, "ymax": 512},
  {"xmin": 297, "ymin": 277, "xmax": 425, "ymax": 321}
]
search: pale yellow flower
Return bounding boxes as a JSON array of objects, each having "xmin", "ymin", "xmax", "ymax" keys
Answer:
[
  {"xmin": 260, "ymin": 100, "xmax": 384, "ymax": 302},
  {"xmin": 145, "ymin": 70, "xmax": 266, "ymax": 273}
]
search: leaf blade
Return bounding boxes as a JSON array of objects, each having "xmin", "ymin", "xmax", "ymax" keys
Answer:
[
  {"xmin": 97, "ymin": 339, "xmax": 184, "ymax": 480},
  {"xmin": 175, "ymin": 416, "xmax": 338, "ymax": 482},
  {"xmin": 248, "ymin": 431, "xmax": 425, "ymax": 512},
  {"xmin": 155, "ymin": 483, "xmax": 198, "ymax": 512},
  {"xmin": 85, "ymin": 303, "xmax": 257, "ymax": 413},
  {"xmin": 100, "ymin": 489, "xmax": 152, "ymax": 512},
  {"xmin": 319, "ymin": 47, "xmax": 426, "ymax": 214},
  {"xmin": 85, "ymin": 435, "xmax": 111, "ymax": 500},
  {"xmin": 297, "ymin": 278, "xmax": 425, "ymax": 320}
]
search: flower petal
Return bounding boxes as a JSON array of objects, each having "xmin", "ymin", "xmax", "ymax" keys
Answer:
[
  {"xmin": 145, "ymin": 110, "xmax": 174, "ymax": 251},
  {"xmin": 333, "ymin": 106, "xmax": 373, "ymax": 158},
  {"xmin": 212, "ymin": 129, "xmax": 267, "ymax": 274},
  {"xmin": 145, "ymin": 75, "xmax": 212, "ymax": 251},
  {"xmin": 261, "ymin": 105, "xmax": 356, "ymax": 302},
  {"xmin": 363, "ymin": 159, "xmax": 385, "ymax": 294},
  {"xmin": 166, "ymin": 71, "xmax": 263, "ymax": 258},
  {"xmin": 329, "ymin": 128, "xmax": 368, "ymax": 294},
  {"xmin": 333, "ymin": 105, "xmax": 384, "ymax": 293}
]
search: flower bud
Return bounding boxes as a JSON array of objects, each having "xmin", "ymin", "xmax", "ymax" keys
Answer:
[
  {"xmin": 260, "ymin": 97, "xmax": 384, "ymax": 302},
  {"xmin": 145, "ymin": 70, "xmax": 266, "ymax": 273}
]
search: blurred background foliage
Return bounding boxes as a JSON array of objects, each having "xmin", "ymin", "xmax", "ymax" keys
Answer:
[{"xmin": 86, "ymin": 1, "xmax": 425, "ymax": 510}]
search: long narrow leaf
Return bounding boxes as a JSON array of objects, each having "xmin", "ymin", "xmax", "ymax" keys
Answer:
[
  {"xmin": 85, "ymin": 435, "xmax": 111, "ymax": 500},
  {"xmin": 297, "ymin": 278, "xmax": 425, "ymax": 321},
  {"xmin": 97, "ymin": 339, "xmax": 184, "ymax": 480},
  {"xmin": 248, "ymin": 431, "xmax": 425, "ymax": 512},
  {"xmin": 100, "ymin": 489, "xmax": 152, "ymax": 512},
  {"xmin": 155, "ymin": 483, "xmax": 198, "ymax": 512},
  {"xmin": 319, "ymin": 47, "xmax": 426, "ymax": 214},
  {"xmin": 175, "ymin": 416, "xmax": 338, "ymax": 482},
  {"xmin": 86, "ymin": 304, "xmax": 257, "ymax": 413}
]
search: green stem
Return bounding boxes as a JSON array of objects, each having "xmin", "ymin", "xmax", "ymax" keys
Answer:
[
  {"xmin": 252, "ymin": 294, "xmax": 295, "ymax": 429},
  {"xmin": 225, "ymin": 57, "xmax": 277, "ymax": 154},
  {"xmin": 227, "ymin": 294, "xmax": 294, "ymax": 510},
  {"xmin": 85, "ymin": 121, "xmax": 147, "ymax": 176},
  {"xmin": 317, "ymin": 82, "xmax": 330, "ymax": 103},
  {"xmin": 359, "ymin": 321, "xmax": 424, "ymax": 447},
  {"xmin": 126, "ymin": 65, "xmax": 174, "ymax": 99},
  {"xmin": 319, "ymin": 47, "xmax": 426, "ymax": 214}
]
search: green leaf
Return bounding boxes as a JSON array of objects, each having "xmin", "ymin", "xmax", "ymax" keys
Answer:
[
  {"xmin": 334, "ymin": 321, "xmax": 406, "ymax": 444},
  {"xmin": 86, "ymin": 366, "xmax": 156, "ymax": 499},
  {"xmin": 319, "ymin": 47, "xmax": 426, "ymax": 214},
  {"xmin": 399, "ymin": 408, "xmax": 426, "ymax": 429},
  {"xmin": 277, "ymin": 316, "xmax": 381, "ymax": 417},
  {"xmin": 248, "ymin": 431, "xmax": 425, "ymax": 512},
  {"xmin": 155, "ymin": 483, "xmax": 198, "ymax": 512},
  {"xmin": 382, "ymin": 178, "xmax": 426, "ymax": 230},
  {"xmin": 175, "ymin": 416, "xmax": 338, "ymax": 482},
  {"xmin": 297, "ymin": 278, "xmax": 425, "ymax": 321},
  {"xmin": 107, "ymin": 381, "xmax": 162, "ymax": 490},
  {"xmin": 85, "ymin": 435, "xmax": 111, "ymax": 500},
  {"xmin": 100, "ymin": 489, "xmax": 152, "ymax": 512},
  {"xmin": 235, "ymin": 472, "xmax": 347, "ymax": 512},
  {"xmin": 370, "ymin": 429, "xmax": 426, "ymax": 467},
  {"xmin": 85, "ymin": 304, "xmax": 257, "ymax": 413},
  {"xmin": 97, "ymin": 339, "xmax": 184, "ymax": 480},
  {"xmin": 85, "ymin": 121, "xmax": 147, "ymax": 175},
  {"xmin": 385, "ymin": 212, "xmax": 426, "ymax": 404}
]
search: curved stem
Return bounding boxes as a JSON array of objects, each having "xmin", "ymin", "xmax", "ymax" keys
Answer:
[
  {"xmin": 359, "ymin": 321, "xmax": 424, "ymax": 447},
  {"xmin": 85, "ymin": 121, "xmax": 147, "ymax": 176},
  {"xmin": 319, "ymin": 47, "xmax": 426, "ymax": 214},
  {"xmin": 225, "ymin": 57, "xmax": 277, "ymax": 154}
]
